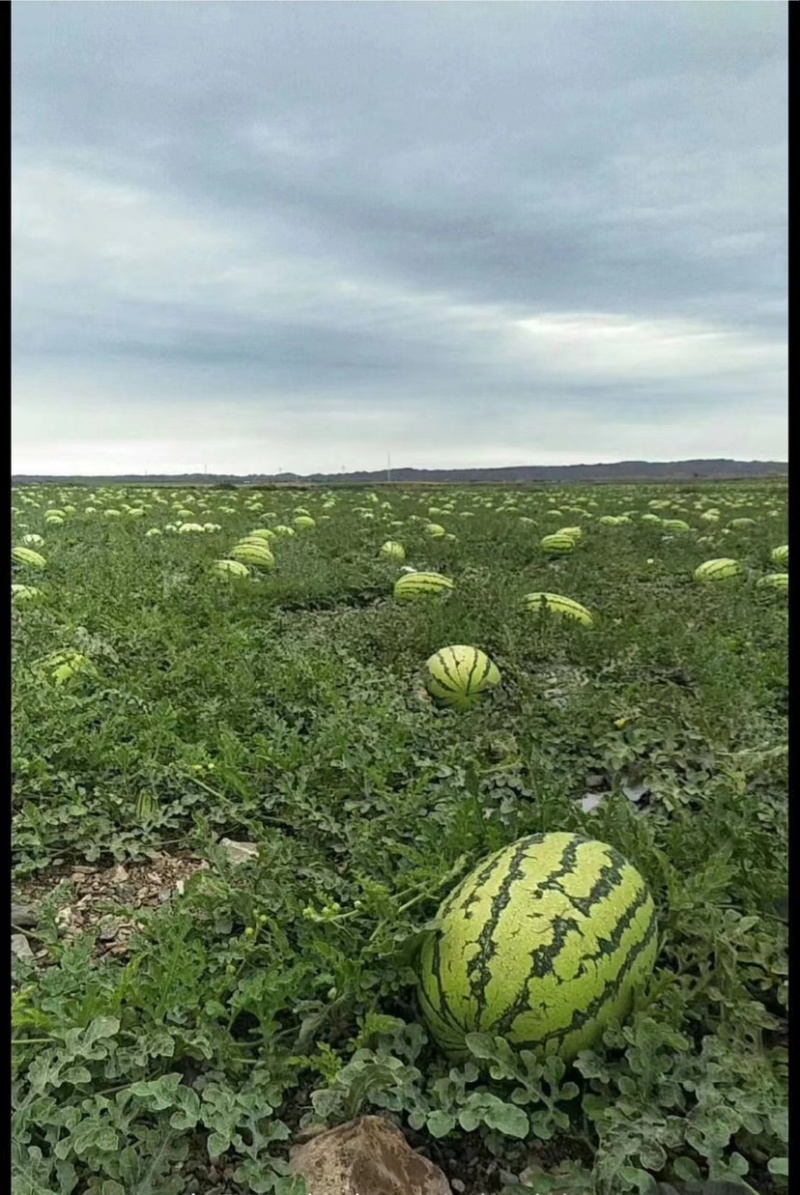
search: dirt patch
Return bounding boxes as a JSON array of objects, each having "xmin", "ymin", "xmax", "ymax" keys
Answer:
[{"xmin": 13, "ymin": 851, "xmax": 210, "ymax": 961}]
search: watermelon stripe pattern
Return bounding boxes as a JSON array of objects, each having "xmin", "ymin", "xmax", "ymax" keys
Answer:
[
  {"xmin": 522, "ymin": 592, "xmax": 593, "ymax": 626},
  {"xmin": 757, "ymin": 573, "xmax": 788, "ymax": 592},
  {"xmin": 418, "ymin": 832, "xmax": 657, "ymax": 1061},
  {"xmin": 693, "ymin": 558, "xmax": 742, "ymax": 583},
  {"xmin": 394, "ymin": 572, "xmax": 454, "ymax": 600},
  {"xmin": 540, "ymin": 533, "xmax": 576, "ymax": 554},
  {"xmin": 425, "ymin": 645, "xmax": 501, "ymax": 709}
]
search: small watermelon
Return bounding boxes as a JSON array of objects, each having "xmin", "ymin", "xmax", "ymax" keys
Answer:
[
  {"xmin": 540, "ymin": 533, "xmax": 576, "ymax": 555},
  {"xmin": 425, "ymin": 646, "xmax": 501, "ymax": 710},
  {"xmin": 12, "ymin": 547, "xmax": 46, "ymax": 568},
  {"xmin": 756, "ymin": 573, "xmax": 788, "ymax": 592},
  {"xmin": 394, "ymin": 572, "xmax": 454, "ymax": 600},
  {"xmin": 522, "ymin": 592, "xmax": 593, "ymax": 627},
  {"xmin": 212, "ymin": 559, "xmax": 250, "ymax": 578}
]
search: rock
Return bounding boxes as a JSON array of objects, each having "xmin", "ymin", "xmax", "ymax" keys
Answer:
[
  {"xmin": 577, "ymin": 792, "xmax": 605, "ymax": 813},
  {"xmin": 109, "ymin": 864, "xmax": 129, "ymax": 883},
  {"xmin": 290, "ymin": 1115, "xmax": 452, "ymax": 1195},
  {"xmin": 622, "ymin": 781, "xmax": 650, "ymax": 803},
  {"xmin": 11, "ymin": 933, "xmax": 34, "ymax": 960},
  {"xmin": 98, "ymin": 916, "xmax": 125, "ymax": 941},
  {"xmin": 11, "ymin": 904, "xmax": 38, "ymax": 929},
  {"xmin": 220, "ymin": 839, "xmax": 259, "ymax": 866}
]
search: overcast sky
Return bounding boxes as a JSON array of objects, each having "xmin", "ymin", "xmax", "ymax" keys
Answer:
[{"xmin": 12, "ymin": 2, "xmax": 787, "ymax": 475}]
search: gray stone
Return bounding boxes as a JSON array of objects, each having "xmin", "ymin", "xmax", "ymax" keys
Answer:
[
  {"xmin": 577, "ymin": 792, "xmax": 605, "ymax": 813},
  {"xmin": 220, "ymin": 838, "xmax": 259, "ymax": 866},
  {"xmin": 12, "ymin": 933, "xmax": 34, "ymax": 960},
  {"xmin": 11, "ymin": 904, "xmax": 38, "ymax": 929}
]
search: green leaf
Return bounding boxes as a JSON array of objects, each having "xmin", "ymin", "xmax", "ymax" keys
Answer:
[
  {"xmin": 427, "ymin": 1110, "xmax": 457, "ymax": 1138},
  {"xmin": 129, "ymin": 1074, "xmax": 183, "ymax": 1111},
  {"xmin": 482, "ymin": 1100, "xmax": 529, "ymax": 1139}
]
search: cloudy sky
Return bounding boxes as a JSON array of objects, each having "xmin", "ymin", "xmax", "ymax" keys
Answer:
[{"xmin": 12, "ymin": 2, "xmax": 787, "ymax": 475}]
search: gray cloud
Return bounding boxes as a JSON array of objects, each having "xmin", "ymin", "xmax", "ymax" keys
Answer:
[{"xmin": 12, "ymin": 1, "xmax": 787, "ymax": 472}]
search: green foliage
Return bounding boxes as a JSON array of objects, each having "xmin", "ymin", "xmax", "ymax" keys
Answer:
[{"xmin": 12, "ymin": 481, "xmax": 787, "ymax": 1193}]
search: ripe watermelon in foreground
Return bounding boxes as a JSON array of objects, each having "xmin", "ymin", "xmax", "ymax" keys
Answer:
[
  {"xmin": 417, "ymin": 832, "xmax": 658, "ymax": 1061},
  {"xmin": 425, "ymin": 646, "xmax": 501, "ymax": 710}
]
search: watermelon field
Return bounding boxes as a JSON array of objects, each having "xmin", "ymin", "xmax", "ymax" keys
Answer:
[{"xmin": 11, "ymin": 480, "xmax": 788, "ymax": 1195}]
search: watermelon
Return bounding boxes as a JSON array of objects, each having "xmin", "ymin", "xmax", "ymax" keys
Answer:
[
  {"xmin": 771, "ymin": 545, "xmax": 788, "ymax": 569},
  {"xmin": 212, "ymin": 559, "xmax": 250, "ymax": 578},
  {"xmin": 12, "ymin": 584, "xmax": 43, "ymax": 604},
  {"xmin": 693, "ymin": 558, "xmax": 742, "ymax": 583},
  {"xmin": 757, "ymin": 573, "xmax": 788, "ymax": 592},
  {"xmin": 425, "ymin": 646, "xmax": 500, "ymax": 709},
  {"xmin": 381, "ymin": 540, "xmax": 406, "ymax": 562},
  {"xmin": 522, "ymin": 592, "xmax": 593, "ymax": 626},
  {"xmin": 558, "ymin": 527, "xmax": 582, "ymax": 542},
  {"xmin": 230, "ymin": 541, "xmax": 275, "ymax": 567},
  {"xmin": 418, "ymin": 832, "xmax": 658, "ymax": 1060},
  {"xmin": 12, "ymin": 547, "xmax": 46, "ymax": 568},
  {"xmin": 540, "ymin": 533, "xmax": 576, "ymax": 555},
  {"xmin": 394, "ymin": 572, "xmax": 454, "ymax": 600}
]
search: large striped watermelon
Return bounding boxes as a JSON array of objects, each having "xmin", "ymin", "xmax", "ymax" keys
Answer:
[
  {"xmin": 425, "ymin": 646, "xmax": 500, "ymax": 709},
  {"xmin": 231, "ymin": 541, "xmax": 275, "ymax": 568},
  {"xmin": 418, "ymin": 832, "xmax": 658, "ymax": 1061},
  {"xmin": 771, "ymin": 545, "xmax": 788, "ymax": 569},
  {"xmin": 394, "ymin": 572, "xmax": 454, "ymax": 600},
  {"xmin": 693, "ymin": 558, "xmax": 742, "ymax": 584}
]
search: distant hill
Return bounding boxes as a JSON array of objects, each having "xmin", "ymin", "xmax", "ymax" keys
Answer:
[{"xmin": 11, "ymin": 459, "xmax": 788, "ymax": 486}]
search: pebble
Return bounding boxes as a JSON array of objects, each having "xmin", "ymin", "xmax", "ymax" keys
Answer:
[
  {"xmin": 98, "ymin": 916, "xmax": 125, "ymax": 941},
  {"xmin": 11, "ymin": 904, "xmax": 38, "ymax": 928},
  {"xmin": 11, "ymin": 933, "xmax": 34, "ymax": 959},
  {"xmin": 220, "ymin": 839, "xmax": 259, "ymax": 866}
]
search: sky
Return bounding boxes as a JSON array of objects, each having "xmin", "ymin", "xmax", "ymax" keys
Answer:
[{"xmin": 12, "ymin": 1, "xmax": 788, "ymax": 476}]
